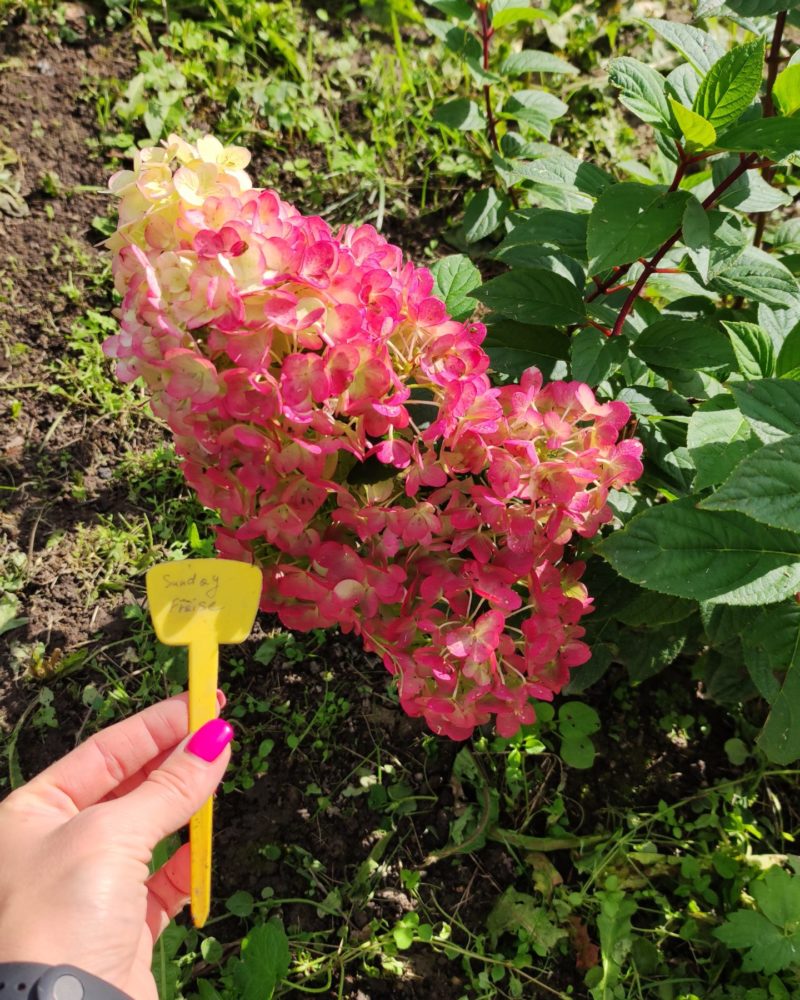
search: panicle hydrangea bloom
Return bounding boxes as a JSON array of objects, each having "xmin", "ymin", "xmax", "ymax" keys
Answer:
[{"xmin": 105, "ymin": 134, "xmax": 643, "ymax": 741}]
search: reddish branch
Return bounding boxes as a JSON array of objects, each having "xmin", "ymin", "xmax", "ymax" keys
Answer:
[
  {"xmin": 608, "ymin": 154, "xmax": 759, "ymax": 337},
  {"xmin": 476, "ymin": 2, "xmax": 499, "ymax": 152},
  {"xmin": 753, "ymin": 11, "xmax": 787, "ymax": 248}
]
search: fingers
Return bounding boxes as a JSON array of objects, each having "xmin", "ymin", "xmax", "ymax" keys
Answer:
[
  {"xmin": 21, "ymin": 691, "xmax": 225, "ymax": 816},
  {"xmin": 104, "ymin": 718, "xmax": 233, "ymax": 849},
  {"xmin": 146, "ymin": 843, "xmax": 191, "ymax": 941}
]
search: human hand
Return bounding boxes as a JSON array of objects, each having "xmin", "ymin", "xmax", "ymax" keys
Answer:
[{"xmin": 0, "ymin": 693, "xmax": 233, "ymax": 1000}]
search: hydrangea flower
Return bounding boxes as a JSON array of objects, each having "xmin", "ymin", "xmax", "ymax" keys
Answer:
[{"xmin": 105, "ymin": 134, "xmax": 643, "ymax": 741}]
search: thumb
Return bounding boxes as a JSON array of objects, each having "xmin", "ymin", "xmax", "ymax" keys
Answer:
[{"xmin": 108, "ymin": 718, "xmax": 234, "ymax": 848}]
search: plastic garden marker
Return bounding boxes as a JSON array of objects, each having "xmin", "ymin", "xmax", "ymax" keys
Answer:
[{"xmin": 146, "ymin": 558, "xmax": 262, "ymax": 927}]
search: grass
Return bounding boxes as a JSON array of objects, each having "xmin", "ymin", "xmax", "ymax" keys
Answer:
[{"xmin": 3, "ymin": 2, "xmax": 800, "ymax": 999}]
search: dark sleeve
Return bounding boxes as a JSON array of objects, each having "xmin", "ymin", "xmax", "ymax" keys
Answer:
[{"xmin": 0, "ymin": 963, "xmax": 134, "ymax": 999}]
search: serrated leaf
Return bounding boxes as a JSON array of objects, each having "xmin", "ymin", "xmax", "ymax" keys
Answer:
[
  {"xmin": 712, "ymin": 247, "xmax": 800, "ymax": 309},
  {"xmin": 463, "ymin": 187, "xmax": 510, "ymax": 242},
  {"xmin": 424, "ymin": 19, "xmax": 482, "ymax": 60},
  {"xmin": 235, "ymin": 920, "xmax": 290, "ymax": 1000},
  {"xmin": 687, "ymin": 396, "xmax": 762, "ymax": 490},
  {"xmin": 483, "ymin": 318, "xmax": 570, "ymax": 381},
  {"xmin": 717, "ymin": 117, "xmax": 800, "ymax": 161},
  {"xmin": 609, "ymin": 57, "xmax": 674, "ymax": 131},
  {"xmin": 667, "ymin": 63, "xmax": 701, "ymax": 107},
  {"xmin": 430, "ymin": 254, "xmax": 481, "ymax": 322},
  {"xmin": 701, "ymin": 432, "xmax": 800, "ymax": 531},
  {"xmin": 693, "ymin": 37, "xmax": 766, "ymax": 132},
  {"xmin": 587, "ymin": 183, "xmax": 689, "ymax": 275},
  {"xmin": 713, "ymin": 156, "xmax": 793, "ymax": 213},
  {"xmin": 570, "ymin": 327, "xmax": 628, "ymax": 383},
  {"xmin": 506, "ymin": 150, "xmax": 612, "ymax": 197},
  {"xmin": 502, "ymin": 50, "xmax": 578, "ymax": 76},
  {"xmin": 492, "ymin": 248, "xmax": 584, "ymax": 286},
  {"xmin": 423, "ymin": 0, "xmax": 475, "ymax": 18},
  {"xmin": 491, "ymin": 2, "xmax": 554, "ymax": 28},
  {"xmin": 777, "ymin": 321, "xmax": 800, "ymax": 375},
  {"xmin": 752, "ymin": 866, "xmax": 800, "ymax": 927},
  {"xmin": 731, "ymin": 378, "xmax": 800, "ymax": 443},
  {"xmin": 501, "ymin": 89, "xmax": 568, "ymax": 139},
  {"xmin": 432, "ymin": 97, "xmax": 487, "ymax": 130},
  {"xmin": 670, "ymin": 98, "xmax": 716, "ymax": 150},
  {"xmin": 774, "ymin": 64, "xmax": 800, "ymax": 116},
  {"xmin": 474, "ymin": 268, "xmax": 586, "ymax": 325},
  {"xmin": 715, "ymin": 910, "xmax": 800, "ymax": 974},
  {"xmin": 682, "ymin": 196, "xmax": 711, "ymax": 281},
  {"xmin": 495, "ymin": 209, "xmax": 588, "ymax": 259},
  {"xmin": 727, "ymin": 0, "xmax": 800, "ymax": 14},
  {"xmin": 631, "ymin": 317, "xmax": 735, "ymax": 372},
  {"xmin": 600, "ymin": 496, "xmax": 800, "ymax": 605},
  {"xmin": 723, "ymin": 320, "xmax": 776, "ymax": 377},
  {"xmin": 643, "ymin": 18, "xmax": 726, "ymax": 75},
  {"xmin": 487, "ymin": 889, "xmax": 567, "ymax": 952}
]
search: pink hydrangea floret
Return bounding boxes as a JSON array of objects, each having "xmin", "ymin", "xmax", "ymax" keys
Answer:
[{"xmin": 104, "ymin": 134, "xmax": 643, "ymax": 741}]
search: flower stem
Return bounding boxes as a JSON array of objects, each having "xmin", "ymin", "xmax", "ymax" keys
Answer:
[{"xmin": 753, "ymin": 10, "xmax": 786, "ymax": 249}]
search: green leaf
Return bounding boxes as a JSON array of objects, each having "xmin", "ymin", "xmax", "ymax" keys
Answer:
[
  {"xmin": 558, "ymin": 701, "xmax": 601, "ymax": 738},
  {"xmin": 424, "ymin": 19, "xmax": 482, "ymax": 60},
  {"xmin": 683, "ymin": 205, "xmax": 751, "ymax": 284},
  {"xmin": 560, "ymin": 736, "xmax": 596, "ymax": 768},
  {"xmin": 609, "ymin": 57, "xmax": 674, "ymax": 132},
  {"xmin": 693, "ymin": 38, "xmax": 766, "ymax": 132},
  {"xmin": 723, "ymin": 320, "xmax": 776, "ymax": 378},
  {"xmin": 432, "ymin": 97, "xmax": 487, "ymax": 130},
  {"xmin": 701, "ymin": 433, "xmax": 800, "ymax": 531},
  {"xmin": 774, "ymin": 64, "xmax": 800, "ymax": 117},
  {"xmin": 715, "ymin": 910, "xmax": 800, "ymax": 974},
  {"xmin": 235, "ymin": 920, "xmax": 291, "ymax": 1000},
  {"xmin": 226, "ymin": 890, "xmax": 255, "ymax": 917},
  {"xmin": 727, "ymin": 0, "xmax": 800, "ymax": 14},
  {"xmin": 777, "ymin": 321, "xmax": 800, "ymax": 375},
  {"xmin": 503, "ymin": 150, "xmax": 612, "ymax": 198},
  {"xmin": 643, "ymin": 18, "xmax": 725, "ymax": 75},
  {"xmin": 753, "ymin": 866, "xmax": 800, "ymax": 927},
  {"xmin": 667, "ymin": 63, "xmax": 701, "ymax": 107},
  {"xmin": 631, "ymin": 317, "xmax": 735, "ymax": 372},
  {"xmin": 463, "ymin": 187, "xmax": 510, "ymax": 243},
  {"xmin": 487, "ymin": 888, "xmax": 567, "ymax": 953},
  {"xmin": 491, "ymin": 249, "xmax": 584, "ymax": 287},
  {"xmin": 600, "ymin": 497, "xmax": 800, "ymax": 605},
  {"xmin": 717, "ymin": 117, "xmax": 800, "ymax": 161},
  {"xmin": 490, "ymin": 2, "xmax": 555, "ymax": 28},
  {"xmin": 430, "ymin": 255, "xmax": 481, "ymax": 322},
  {"xmin": 484, "ymin": 319, "xmax": 569, "ymax": 380},
  {"xmin": 423, "ymin": 0, "xmax": 475, "ymax": 18},
  {"xmin": 712, "ymin": 247, "xmax": 800, "ymax": 309},
  {"xmin": 669, "ymin": 98, "xmax": 716, "ymax": 151},
  {"xmin": 740, "ymin": 604, "xmax": 800, "ymax": 740},
  {"xmin": 474, "ymin": 268, "xmax": 586, "ymax": 325},
  {"xmin": 495, "ymin": 209, "xmax": 588, "ymax": 259},
  {"xmin": 501, "ymin": 89, "xmax": 568, "ymax": 139},
  {"xmin": 731, "ymin": 378, "xmax": 800, "ymax": 444},
  {"xmin": 687, "ymin": 396, "xmax": 762, "ymax": 490},
  {"xmin": 714, "ymin": 157, "xmax": 792, "ymax": 213},
  {"xmin": 570, "ymin": 327, "xmax": 628, "ymax": 383},
  {"xmin": 587, "ymin": 183, "xmax": 689, "ymax": 275},
  {"xmin": 502, "ymin": 50, "xmax": 578, "ymax": 76}
]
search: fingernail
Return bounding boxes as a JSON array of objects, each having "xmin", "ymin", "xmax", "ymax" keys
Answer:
[{"xmin": 186, "ymin": 719, "xmax": 234, "ymax": 762}]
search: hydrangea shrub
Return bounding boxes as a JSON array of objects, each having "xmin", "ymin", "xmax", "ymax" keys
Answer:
[{"xmin": 104, "ymin": 135, "xmax": 642, "ymax": 740}]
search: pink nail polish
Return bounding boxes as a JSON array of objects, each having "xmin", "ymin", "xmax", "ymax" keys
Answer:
[{"xmin": 186, "ymin": 719, "xmax": 234, "ymax": 762}]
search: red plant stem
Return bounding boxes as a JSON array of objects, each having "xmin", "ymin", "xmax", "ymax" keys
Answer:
[
  {"xmin": 609, "ymin": 153, "xmax": 759, "ymax": 337},
  {"xmin": 476, "ymin": 2, "xmax": 499, "ymax": 153},
  {"xmin": 753, "ymin": 10, "xmax": 786, "ymax": 248}
]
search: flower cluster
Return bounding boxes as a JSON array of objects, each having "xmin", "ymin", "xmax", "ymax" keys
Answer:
[{"xmin": 105, "ymin": 134, "xmax": 643, "ymax": 740}]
